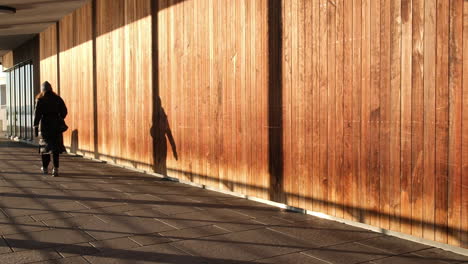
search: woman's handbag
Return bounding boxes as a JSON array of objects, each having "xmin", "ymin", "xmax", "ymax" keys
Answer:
[{"xmin": 58, "ymin": 114, "xmax": 68, "ymax": 133}]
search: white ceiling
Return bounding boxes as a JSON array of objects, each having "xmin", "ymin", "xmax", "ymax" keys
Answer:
[{"xmin": 0, "ymin": 0, "xmax": 89, "ymax": 58}]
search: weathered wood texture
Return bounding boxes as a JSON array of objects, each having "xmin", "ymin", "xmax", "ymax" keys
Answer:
[{"xmin": 35, "ymin": 0, "xmax": 467, "ymax": 248}]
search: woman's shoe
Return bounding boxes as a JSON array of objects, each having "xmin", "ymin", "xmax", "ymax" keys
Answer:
[
  {"xmin": 52, "ymin": 168, "xmax": 59, "ymax": 177},
  {"xmin": 41, "ymin": 167, "xmax": 48, "ymax": 174}
]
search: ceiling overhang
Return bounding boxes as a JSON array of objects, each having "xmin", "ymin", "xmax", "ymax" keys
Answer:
[{"xmin": 0, "ymin": 0, "xmax": 89, "ymax": 58}]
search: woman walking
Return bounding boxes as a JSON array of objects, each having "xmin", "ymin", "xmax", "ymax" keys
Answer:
[{"xmin": 33, "ymin": 81, "xmax": 68, "ymax": 177}]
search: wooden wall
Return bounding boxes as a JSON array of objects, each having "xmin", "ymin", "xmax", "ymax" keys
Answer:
[
  {"xmin": 36, "ymin": 0, "xmax": 468, "ymax": 248},
  {"xmin": 39, "ymin": 25, "xmax": 59, "ymax": 90},
  {"xmin": 95, "ymin": 0, "xmax": 153, "ymax": 170},
  {"xmin": 59, "ymin": 3, "xmax": 94, "ymax": 156}
]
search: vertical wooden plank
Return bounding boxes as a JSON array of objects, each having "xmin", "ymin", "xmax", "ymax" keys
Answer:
[
  {"xmin": 400, "ymin": 0, "xmax": 412, "ymax": 234},
  {"xmin": 310, "ymin": 0, "xmax": 319, "ymax": 211},
  {"xmin": 335, "ymin": 0, "xmax": 345, "ymax": 218},
  {"xmin": 461, "ymin": 0, "xmax": 468, "ymax": 249},
  {"xmin": 289, "ymin": 0, "xmax": 299, "ymax": 207},
  {"xmin": 327, "ymin": 1, "xmax": 336, "ymax": 216},
  {"xmin": 281, "ymin": 0, "xmax": 292, "ymax": 205},
  {"xmin": 342, "ymin": 0, "xmax": 353, "ymax": 220},
  {"xmin": 192, "ymin": 0, "xmax": 199, "ymax": 183},
  {"xmin": 390, "ymin": 0, "xmax": 402, "ymax": 231},
  {"xmin": 241, "ymin": 0, "xmax": 249, "ymax": 196},
  {"xmin": 259, "ymin": 0, "xmax": 269, "ymax": 200},
  {"xmin": 411, "ymin": 0, "xmax": 425, "ymax": 238},
  {"xmin": 297, "ymin": 0, "xmax": 307, "ymax": 209},
  {"xmin": 447, "ymin": 0, "xmax": 463, "ymax": 247},
  {"xmin": 209, "ymin": 0, "xmax": 220, "ymax": 188},
  {"xmin": 360, "ymin": 0, "xmax": 370, "ymax": 224},
  {"xmin": 434, "ymin": 0, "xmax": 450, "ymax": 244},
  {"xmin": 229, "ymin": 0, "xmax": 237, "ymax": 191},
  {"xmin": 318, "ymin": 0, "xmax": 328, "ymax": 213},
  {"xmin": 423, "ymin": 0, "xmax": 436, "ymax": 241},
  {"xmin": 304, "ymin": 0, "xmax": 314, "ymax": 211},
  {"xmin": 352, "ymin": 0, "xmax": 362, "ymax": 221},
  {"xmin": 39, "ymin": 25, "xmax": 58, "ymax": 91},
  {"xmin": 369, "ymin": 0, "xmax": 381, "ymax": 228},
  {"xmin": 379, "ymin": 0, "xmax": 391, "ymax": 231}
]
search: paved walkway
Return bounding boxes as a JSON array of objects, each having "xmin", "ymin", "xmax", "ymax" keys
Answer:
[{"xmin": 0, "ymin": 138, "xmax": 466, "ymax": 264}]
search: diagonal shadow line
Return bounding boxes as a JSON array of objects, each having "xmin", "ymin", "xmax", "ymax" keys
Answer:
[
  {"xmin": 0, "ymin": 160, "xmax": 59, "ymax": 259},
  {"xmin": 1, "ymin": 238, "xmax": 461, "ymax": 263},
  {"xmin": 2, "ymin": 139, "xmax": 467, "ymax": 246},
  {"xmin": 0, "ymin": 212, "xmax": 379, "ymax": 235},
  {"xmin": 0, "ymin": 193, "xmax": 280, "ymax": 212},
  {"xmin": 0, "ymin": 239, "xmax": 262, "ymax": 264}
]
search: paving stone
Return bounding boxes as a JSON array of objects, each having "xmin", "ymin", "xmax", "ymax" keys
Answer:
[
  {"xmin": 31, "ymin": 212, "xmax": 74, "ymax": 221},
  {"xmin": 34, "ymin": 256, "xmax": 91, "ymax": 264},
  {"xmin": 370, "ymin": 253, "xmax": 452, "ymax": 264},
  {"xmin": 215, "ymin": 218, "xmax": 268, "ymax": 232},
  {"xmin": 303, "ymin": 242, "xmax": 393, "ymax": 264},
  {"xmin": 0, "ymin": 249, "xmax": 61, "ymax": 264},
  {"xmin": 411, "ymin": 248, "xmax": 468, "ymax": 263},
  {"xmin": 55, "ymin": 242, "xmax": 100, "ymax": 258},
  {"xmin": 170, "ymin": 227, "xmax": 315, "ymax": 262},
  {"xmin": 90, "ymin": 237, "xmax": 141, "ymax": 252},
  {"xmin": 4, "ymin": 229, "xmax": 95, "ymax": 252},
  {"xmin": 43, "ymin": 215, "xmax": 105, "ymax": 229},
  {"xmin": 0, "ymin": 207, "xmax": 52, "ymax": 218},
  {"xmin": 1, "ymin": 138, "xmax": 467, "ymax": 264},
  {"xmin": 124, "ymin": 208, "xmax": 169, "ymax": 218},
  {"xmin": 82, "ymin": 215, "xmax": 175, "ymax": 240},
  {"xmin": 155, "ymin": 208, "xmax": 252, "ymax": 230},
  {"xmin": 0, "ymin": 236, "xmax": 12, "ymax": 254},
  {"xmin": 0, "ymin": 217, "xmax": 49, "ymax": 235},
  {"xmin": 129, "ymin": 233, "xmax": 172, "ymax": 246},
  {"xmin": 269, "ymin": 219, "xmax": 381, "ymax": 247},
  {"xmin": 159, "ymin": 224, "xmax": 230, "ymax": 241},
  {"xmin": 356, "ymin": 235, "xmax": 432, "ymax": 255},
  {"xmin": 84, "ymin": 243, "xmax": 204, "ymax": 264},
  {"xmin": 255, "ymin": 252, "xmax": 329, "ymax": 264}
]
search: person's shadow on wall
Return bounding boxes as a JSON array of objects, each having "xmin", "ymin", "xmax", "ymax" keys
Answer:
[{"xmin": 151, "ymin": 96, "xmax": 178, "ymax": 176}]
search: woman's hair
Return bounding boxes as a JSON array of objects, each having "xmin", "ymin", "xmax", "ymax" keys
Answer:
[{"xmin": 36, "ymin": 81, "xmax": 56, "ymax": 99}]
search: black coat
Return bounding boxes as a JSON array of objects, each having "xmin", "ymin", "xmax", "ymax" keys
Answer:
[{"xmin": 33, "ymin": 92, "xmax": 68, "ymax": 154}]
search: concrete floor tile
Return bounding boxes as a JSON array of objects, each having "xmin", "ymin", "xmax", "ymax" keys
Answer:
[
  {"xmin": 90, "ymin": 237, "xmax": 141, "ymax": 251},
  {"xmin": 0, "ymin": 237, "xmax": 12, "ymax": 254},
  {"xmin": 170, "ymin": 228, "xmax": 314, "ymax": 262},
  {"xmin": 160, "ymin": 225, "xmax": 230, "ymax": 242},
  {"xmin": 84, "ymin": 243, "xmax": 205, "ymax": 264},
  {"xmin": 0, "ymin": 249, "xmax": 61, "ymax": 264},
  {"xmin": 82, "ymin": 215, "xmax": 176, "ymax": 240},
  {"xmin": 129, "ymin": 233, "xmax": 172, "ymax": 246},
  {"xmin": 34, "ymin": 256, "xmax": 90, "ymax": 264},
  {"xmin": 303, "ymin": 242, "xmax": 393, "ymax": 264},
  {"xmin": 1, "ymin": 139, "xmax": 466, "ymax": 264},
  {"xmin": 55, "ymin": 242, "xmax": 100, "ymax": 258},
  {"xmin": 0, "ymin": 218, "xmax": 49, "ymax": 236},
  {"xmin": 411, "ymin": 248, "xmax": 468, "ymax": 263},
  {"xmin": 255, "ymin": 252, "xmax": 329, "ymax": 264},
  {"xmin": 269, "ymin": 220, "xmax": 380, "ymax": 248},
  {"xmin": 356, "ymin": 235, "xmax": 432, "ymax": 254},
  {"xmin": 4, "ymin": 229, "xmax": 95, "ymax": 252},
  {"xmin": 370, "ymin": 253, "xmax": 452, "ymax": 264}
]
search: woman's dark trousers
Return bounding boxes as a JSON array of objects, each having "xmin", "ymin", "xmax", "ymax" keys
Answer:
[{"xmin": 41, "ymin": 152, "xmax": 59, "ymax": 168}]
